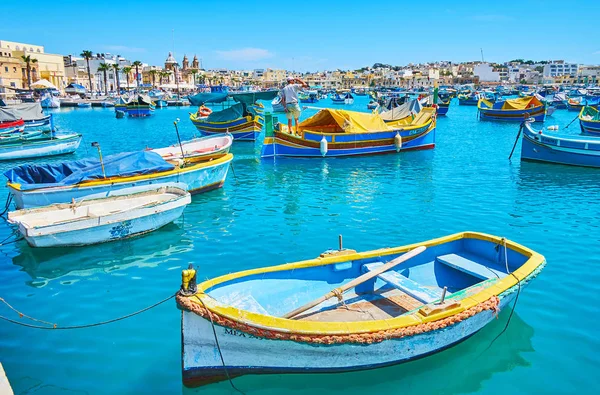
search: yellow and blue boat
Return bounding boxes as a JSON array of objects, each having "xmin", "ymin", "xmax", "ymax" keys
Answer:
[
  {"xmin": 261, "ymin": 107, "xmax": 436, "ymax": 158},
  {"xmin": 579, "ymin": 106, "xmax": 600, "ymax": 135},
  {"xmin": 126, "ymin": 94, "xmax": 155, "ymax": 117},
  {"xmin": 177, "ymin": 231, "xmax": 545, "ymax": 387},
  {"xmin": 188, "ymin": 91, "xmax": 277, "ymax": 141},
  {"xmin": 478, "ymin": 96, "xmax": 546, "ymax": 122},
  {"xmin": 4, "ymin": 151, "xmax": 233, "ymax": 209},
  {"xmin": 458, "ymin": 92, "xmax": 479, "ymax": 105}
]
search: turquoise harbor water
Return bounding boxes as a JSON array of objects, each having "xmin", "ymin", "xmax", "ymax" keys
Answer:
[{"xmin": 1, "ymin": 97, "xmax": 599, "ymax": 394}]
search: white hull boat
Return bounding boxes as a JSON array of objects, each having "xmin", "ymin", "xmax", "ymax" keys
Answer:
[
  {"xmin": 151, "ymin": 134, "xmax": 233, "ymax": 163},
  {"xmin": 8, "ymin": 186, "xmax": 191, "ymax": 247},
  {"xmin": 0, "ymin": 133, "xmax": 81, "ymax": 161}
]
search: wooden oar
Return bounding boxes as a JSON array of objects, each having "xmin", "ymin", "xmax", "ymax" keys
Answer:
[{"xmin": 282, "ymin": 245, "xmax": 426, "ymax": 319}]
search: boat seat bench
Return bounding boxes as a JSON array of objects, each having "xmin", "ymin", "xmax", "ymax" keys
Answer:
[
  {"xmin": 436, "ymin": 253, "xmax": 506, "ymax": 280},
  {"xmin": 362, "ymin": 262, "xmax": 445, "ymax": 304}
]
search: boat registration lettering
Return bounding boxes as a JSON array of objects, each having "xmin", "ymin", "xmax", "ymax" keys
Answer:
[{"xmin": 224, "ymin": 328, "xmax": 261, "ymax": 339}]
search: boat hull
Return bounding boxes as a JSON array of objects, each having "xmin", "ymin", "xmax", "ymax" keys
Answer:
[
  {"xmin": 20, "ymin": 199, "xmax": 187, "ymax": 248},
  {"xmin": 479, "ymin": 106, "xmax": 545, "ymax": 122},
  {"xmin": 23, "ymin": 115, "xmax": 51, "ymax": 129},
  {"xmin": 191, "ymin": 116, "xmax": 263, "ymax": 141},
  {"xmin": 580, "ymin": 119, "xmax": 600, "ymax": 135},
  {"xmin": 436, "ymin": 104, "xmax": 449, "ymax": 116},
  {"xmin": 261, "ymin": 123, "xmax": 435, "ymax": 158},
  {"xmin": 127, "ymin": 105, "xmax": 155, "ymax": 117},
  {"xmin": 181, "ymin": 292, "xmax": 516, "ymax": 387},
  {"xmin": 8, "ymin": 154, "xmax": 232, "ymax": 209},
  {"xmin": 521, "ymin": 124, "xmax": 600, "ymax": 167},
  {"xmin": 0, "ymin": 134, "xmax": 81, "ymax": 161},
  {"xmin": 458, "ymin": 98, "xmax": 478, "ymax": 106}
]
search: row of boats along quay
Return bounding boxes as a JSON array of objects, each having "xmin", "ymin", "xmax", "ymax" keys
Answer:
[{"xmin": 1, "ymin": 45, "xmax": 600, "ymax": 394}]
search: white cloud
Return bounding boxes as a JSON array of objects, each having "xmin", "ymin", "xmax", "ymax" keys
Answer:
[
  {"xmin": 103, "ymin": 45, "xmax": 146, "ymax": 53},
  {"xmin": 216, "ymin": 48, "xmax": 274, "ymax": 61},
  {"xmin": 593, "ymin": 50, "xmax": 600, "ymax": 55}
]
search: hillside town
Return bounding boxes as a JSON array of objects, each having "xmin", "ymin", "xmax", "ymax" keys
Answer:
[{"xmin": 1, "ymin": 39, "xmax": 599, "ymax": 98}]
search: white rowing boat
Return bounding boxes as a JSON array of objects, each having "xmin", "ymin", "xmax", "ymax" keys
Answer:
[
  {"xmin": 151, "ymin": 134, "xmax": 233, "ymax": 163},
  {"xmin": 8, "ymin": 185, "xmax": 191, "ymax": 247}
]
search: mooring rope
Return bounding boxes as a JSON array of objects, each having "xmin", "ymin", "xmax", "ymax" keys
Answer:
[
  {"xmin": 0, "ymin": 293, "xmax": 176, "ymax": 330},
  {"xmin": 197, "ymin": 295, "xmax": 246, "ymax": 395}
]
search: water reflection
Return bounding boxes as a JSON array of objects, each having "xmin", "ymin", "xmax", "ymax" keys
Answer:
[{"xmin": 11, "ymin": 222, "xmax": 193, "ymax": 287}]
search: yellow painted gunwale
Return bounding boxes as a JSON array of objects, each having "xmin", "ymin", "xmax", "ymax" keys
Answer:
[
  {"xmin": 188, "ymin": 231, "xmax": 545, "ymax": 335},
  {"xmin": 477, "ymin": 98, "xmax": 545, "ymax": 112},
  {"xmin": 7, "ymin": 153, "xmax": 233, "ymax": 192}
]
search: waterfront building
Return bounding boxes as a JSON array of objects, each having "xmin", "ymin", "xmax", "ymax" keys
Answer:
[
  {"xmin": 543, "ymin": 61, "xmax": 578, "ymax": 78},
  {"xmin": 0, "ymin": 46, "xmax": 23, "ymax": 91},
  {"xmin": 0, "ymin": 40, "xmax": 65, "ymax": 89}
]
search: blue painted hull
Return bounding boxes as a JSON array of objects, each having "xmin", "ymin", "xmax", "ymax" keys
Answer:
[
  {"xmin": 436, "ymin": 104, "xmax": 449, "ymax": 116},
  {"xmin": 261, "ymin": 124, "xmax": 435, "ymax": 158},
  {"xmin": 9, "ymin": 156, "xmax": 232, "ymax": 209},
  {"xmin": 23, "ymin": 116, "xmax": 51, "ymax": 129},
  {"xmin": 127, "ymin": 106, "xmax": 154, "ymax": 117},
  {"xmin": 458, "ymin": 98, "xmax": 478, "ymax": 106},
  {"xmin": 580, "ymin": 119, "xmax": 600, "ymax": 135},
  {"xmin": 521, "ymin": 124, "xmax": 600, "ymax": 167},
  {"xmin": 479, "ymin": 107, "xmax": 545, "ymax": 123}
]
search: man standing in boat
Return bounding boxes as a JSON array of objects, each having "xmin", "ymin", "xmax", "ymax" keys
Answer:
[{"xmin": 281, "ymin": 76, "xmax": 309, "ymax": 135}]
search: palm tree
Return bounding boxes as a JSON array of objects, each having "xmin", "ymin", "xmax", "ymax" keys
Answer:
[
  {"xmin": 197, "ymin": 74, "xmax": 206, "ymax": 86},
  {"xmin": 122, "ymin": 66, "xmax": 132, "ymax": 91},
  {"xmin": 80, "ymin": 50, "xmax": 94, "ymax": 94},
  {"xmin": 160, "ymin": 71, "xmax": 170, "ymax": 85},
  {"xmin": 132, "ymin": 61, "xmax": 142, "ymax": 89},
  {"xmin": 97, "ymin": 63, "xmax": 111, "ymax": 95},
  {"xmin": 112, "ymin": 63, "xmax": 121, "ymax": 93},
  {"xmin": 191, "ymin": 69, "xmax": 198, "ymax": 85},
  {"xmin": 148, "ymin": 70, "xmax": 157, "ymax": 88},
  {"xmin": 20, "ymin": 55, "xmax": 38, "ymax": 89}
]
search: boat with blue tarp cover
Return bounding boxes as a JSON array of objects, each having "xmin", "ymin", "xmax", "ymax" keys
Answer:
[
  {"xmin": 0, "ymin": 103, "xmax": 51, "ymax": 130},
  {"xmin": 176, "ymin": 231, "xmax": 545, "ymax": 387},
  {"xmin": 261, "ymin": 107, "xmax": 435, "ymax": 158},
  {"xmin": 4, "ymin": 150, "xmax": 233, "ymax": 209},
  {"xmin": 478, "ymin": 96, "xmax": 545, "ymax": 122},
  {"xmin": 579, "ymin": 106, "xmax": 600, "ymax": 135},
  {"xmin": 519, "ymin": 119, "xmax": 600, "ymax": 167},
  {"xmin": 188, "ymin": 90, "xmax": 278, "ymax": 141}
]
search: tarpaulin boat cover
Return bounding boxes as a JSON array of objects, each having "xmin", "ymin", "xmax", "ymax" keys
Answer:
[
  {"xmin": 4, "ymin": 103, "xmax": 45, "ymax": 121},
  {"xmin": 4, "ymin": 151, "xmax": 174, "ymax": 191},
  {"xmin": 300, "ymin": 109, "xmax": 392, "ymax": 133},
  {"xmin": 230, "ymin": 90, "xmax": 278, "ymax": 105},
  {"xmin": 481, "ymin": 96, "xmax": 543, "ymax": 110},
  {"xmin": 380, "ymin": 99, "xmax": 422, "ymax": 121},
  {"xmin": 188, "ymin": 92, "xmax": 229, "ymax": 106},
  {"xmin": 206, "ymin": 102, "xmax": 248, "ymax": 122},
  {"xmin": 0, "ymin": 107, "xmax": 21, "ymax": 123},
  {"xmin": 129, "ymin": 95, "xmax": 153, "ymax": 106}
]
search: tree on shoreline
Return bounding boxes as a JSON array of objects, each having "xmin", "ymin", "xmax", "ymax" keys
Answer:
[
  {"xmin": 80, "ymin": 50, "xmax": 94, "ymax": 94},
  {"xmin": 132, "ymin": 61, "xmax": 142, "ymax": 89},
  {"xmin": 98, "ymin": 63, "xmax": 110, "ymax": 95},
  {"xmin": 112, "ymin": 63, "xmax": 121, "ymax": 93},
  {"xmin": 20, "ymin": 55, "xmax": 38, "ymax": 89}
]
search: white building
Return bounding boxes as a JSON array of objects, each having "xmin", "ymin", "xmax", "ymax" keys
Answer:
[
  {"xmin": 543, "ymin": 61, "xmax": 578, "ymax": 78},
  {"xmin": 473, "ymin": 63, "xmax": 500, "ymax": 82}
]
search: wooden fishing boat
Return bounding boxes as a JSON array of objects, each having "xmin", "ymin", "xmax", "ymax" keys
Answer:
[
  {"xmin": 579, "ymin": 106, "xmax": 600, "ymax": 135},
  {"xmin": 150, "ymin": 134, "xmax": 233, "ymax": 163},
  {"xmin": 457, "ymin": 92, "xmax": 479, "ymax": 105},
  {"xmin": 4, "ymin": 152, "xmax": 233, "ymax": 209},
  {"xmin": 566, "ymin": 97, "xmax": 585, "ymax": 112},
  {"xmin": 0, "ymin": 133, "xmax": 81, "ymax": 161},
  {"xmin": 519, "ymin": 119, "xmax": 600, "ymax": 167},
  {"xmin": 8, "ymin": 185, "xmax": 191, "ymax": 247},
  {"xmin": 478, "ymin": 96, "xmax": 545, "ymax": 122},
  {"xmin": 126, "ymin": 94, "xmax": 155, "ymax": 117},
  {"xmin": 261, "ymin": 107, "xmax": 436, "ymax": 158},
  {"xmin": 190, "ymin": 103, "xmax": 263, "ymax": 141},
  {"xmin": 176, "ymin": 231, "xmax": 545, "ymax": 387},
  {"xmin": 0, "ymin": 129, "xmax": 48, "ymax": 144}
]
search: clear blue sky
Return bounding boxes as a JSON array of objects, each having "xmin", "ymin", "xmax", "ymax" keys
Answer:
[{"xmin": 1, "ymin": 0, "xmax": 598, "ymax": 71}]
